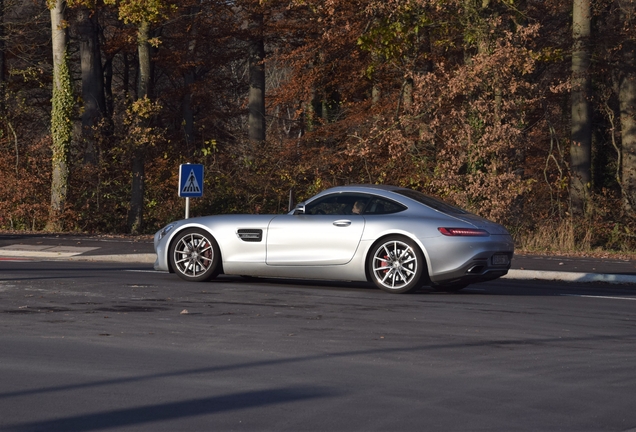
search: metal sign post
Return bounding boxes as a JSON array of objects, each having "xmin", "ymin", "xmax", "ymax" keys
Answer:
[{"xmin": 178, "ymin": 164, "xmax": 204, "ymax": 219}]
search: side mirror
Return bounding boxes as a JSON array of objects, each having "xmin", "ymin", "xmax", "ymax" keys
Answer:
[{"xmin": 293, "ymin": 203, "xmax": 305, "ymax": 215}]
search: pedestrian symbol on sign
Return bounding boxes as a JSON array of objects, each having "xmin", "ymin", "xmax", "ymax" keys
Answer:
[{"xmin": 182, "ymin": 170, "xmax": 201, "ymax": 194}]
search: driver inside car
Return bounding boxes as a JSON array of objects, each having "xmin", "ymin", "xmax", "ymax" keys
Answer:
[{"xmin": 351, "ymin": 200, "xmax": 365, "ymax": 215}]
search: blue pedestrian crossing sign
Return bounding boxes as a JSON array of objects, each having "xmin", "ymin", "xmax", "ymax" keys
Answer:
[{"xmin": 179, "ymin": 164, "xmax": 204, "ymax": 197}]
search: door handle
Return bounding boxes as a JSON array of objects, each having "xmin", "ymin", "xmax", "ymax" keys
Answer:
[{"xmin": 333, "ymin": 220, "xmax": 352, "ymax": 227}]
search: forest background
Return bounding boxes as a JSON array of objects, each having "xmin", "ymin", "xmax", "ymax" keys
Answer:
[{"xmin": 0, "ymin": 0, "xmax": 635, "ymax": 254}]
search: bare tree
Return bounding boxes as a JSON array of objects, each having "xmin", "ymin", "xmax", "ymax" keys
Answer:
[
  {"xmin": 127, "ymin": 19, "xmax": 150, "ymax": 234},
  {"xmin": 46, "ymin": 0, "xmax": 73, "ymax": 231},
  {"xmin": 618, "ymin": 0, "xmax": 636, "ymax": 213},
  {"xmin": 77, "ymin": 6, "xmax": 106, "ymax": 164},
  {"xmin": 248, "ymin": 9, "xmax": 265, "ymax": 142},
  {"xmin": 570, "ymin": 0, "xmax": 593, "ymax": 215},
  {"xmin": 0, "ymin": 0, "xmax": 5, "ymax": 112},
  {"xmin": 182, "ymin": 4, "xmax": 200, "ymax": 152}
]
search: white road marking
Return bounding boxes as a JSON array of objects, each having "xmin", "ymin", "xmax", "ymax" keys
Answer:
[
  {"xmin": 561, "ymin": 294, "xmax": 636, "ymax": 301},
  {"xmin": 124, "ymin": 270, "xmax": 165, "ymax": 273}
]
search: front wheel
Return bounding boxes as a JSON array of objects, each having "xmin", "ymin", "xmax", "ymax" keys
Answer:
[
  {"xmin": 367, "ymin": 236, "xmax": 426, "ymax": 294},
  {"xmin": 169, "ymin": 228, "xmax": 221, "ymax": 282}
]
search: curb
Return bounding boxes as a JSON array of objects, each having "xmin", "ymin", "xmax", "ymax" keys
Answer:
[
  {"xmin": 67, "ymin": 254, "xmax": 156, "ymax": 264},
  {"xmin": 504, "ymin": 269, "xmax": 636, "ymax": 285},
  {"xmin": 0, "ymin": 250, "xmax": 156, "ymax": 264}
]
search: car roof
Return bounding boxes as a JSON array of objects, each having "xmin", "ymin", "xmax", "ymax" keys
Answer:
[
  {"xmin": 308, "ymin": 185, "xmax": 414, "ymax": 206},
  {"xmin": 319, "ymin": 184, "xmax": 406, "ymax": 193}
]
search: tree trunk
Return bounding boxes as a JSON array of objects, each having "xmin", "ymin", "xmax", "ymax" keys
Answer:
[
  {"xmin": 248, "ymin": 12, "xmax": 265, "ymax": 142},
  {"xmin": 401, "ymin": 78, "xmax": 411, "ymax": 112},
  {"xmin": 77, "ymin": 6, "xmax": 105, "ymax": 164},
  {"xmin": 182, "ymin": 5, "xmax": 199, "ymax": 153},
  {"xmin": 104, "ymin": 56, "xmax": 114, "ymax": 118},
  {"xmin": 183, "ymin": 73, "xmax": 195, "ymax": 150},
  {"xmin": 570, "ymin": 0, "xmax": 592, "ymax": 215},
  {"xmin": 123, "ymin": 52, "xmax": 130, "ymax": 101},
  {"xmin": 0, "ymin": 0, "xmax": 5, "ymax": 114},
  {"xmin": 137, "ymin": 20, "xmax": 151, "ymax": 99},
  {"xmin": 372, "ymin": 83, "xmax": 381, "ymax": 106},
  {"xmin": 47, "ymin": 0, "xmax": 73, "ymax": 232},
  {"xmin": 619, "ymin": 0, "xmax": 636, "ymax": 213},
  {"xmin": 310, "ymin": 87, "xmax": 323, "ymax": 124},
  {"xmin": 127, "ymin": 19, "xmax": 150, "ymax": 234}
]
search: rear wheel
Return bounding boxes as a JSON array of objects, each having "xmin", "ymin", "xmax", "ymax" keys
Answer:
[
  {"xmin": 169, "ymin": 228, "xmax": 221, "ymax": 282},
  {"xmin": 367, "ymin": 236, "xmax": 425, "ymax": 294}
]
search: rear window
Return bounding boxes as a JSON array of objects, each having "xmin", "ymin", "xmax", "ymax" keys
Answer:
[
  {"xmin": 395, "ymin": 190, "xmax": 468, "ymax": 215},
  {"xmin": 364, "ymin": 197, "xmax": 406, "ymax": 215}
]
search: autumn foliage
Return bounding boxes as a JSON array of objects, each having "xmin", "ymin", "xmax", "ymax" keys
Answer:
[{"xmin": 1, "ymin": 0, "xmax": 635, "ymax": 252}]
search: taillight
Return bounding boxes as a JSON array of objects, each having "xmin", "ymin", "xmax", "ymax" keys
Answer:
[{"xmin": 438, "ymin": 227, "xmax": 490, "ymax": 236}]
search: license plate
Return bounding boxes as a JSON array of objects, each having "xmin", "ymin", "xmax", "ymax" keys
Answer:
[{"xmin": 492, "ymin": 254, "xmax": 510, "ymax": 266}]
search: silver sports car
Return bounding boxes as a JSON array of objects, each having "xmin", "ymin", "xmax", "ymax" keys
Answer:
[{"xmin": 154, "ymin": 185, "xmax": 514, "ymax": 293}]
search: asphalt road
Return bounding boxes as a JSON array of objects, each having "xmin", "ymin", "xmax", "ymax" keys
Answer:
[{"xmin": 1, "ymin": 260, "xmax": 636, "ymax": 431}]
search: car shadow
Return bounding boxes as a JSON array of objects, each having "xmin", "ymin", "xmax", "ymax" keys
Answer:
[{"xmin": 208, "ymin": 274, "xmax": 636, "ymax": 298}]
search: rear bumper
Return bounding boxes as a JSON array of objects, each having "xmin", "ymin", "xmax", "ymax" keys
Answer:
[{"xmin": 429, "ymin": 251, "xmax": 512, "ymax": 286}]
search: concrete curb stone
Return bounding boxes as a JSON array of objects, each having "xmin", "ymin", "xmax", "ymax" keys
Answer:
[{"xmin": 504, "ymin": 269, "xmax": 636, "ymax": 285}]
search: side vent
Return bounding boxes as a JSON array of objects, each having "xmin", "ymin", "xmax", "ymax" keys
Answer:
[{"xmin": 237, "ymin": 229, "xmax": 263, "ymax": 242}]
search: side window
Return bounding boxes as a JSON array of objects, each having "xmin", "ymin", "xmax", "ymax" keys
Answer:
[
  {"xmin": 363, "ymin": 197, "xmax": 407, "ymax": 215},
  {"xmin": 305, "ymin": 193, "xmax": 371, "ymax": 215}
]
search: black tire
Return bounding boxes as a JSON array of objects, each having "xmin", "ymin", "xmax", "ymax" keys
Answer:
[
  {"xmin": 367, "ymin": 235, "xmax": 426, "ymax": 294},
  {"xmin": 169, "ymin": 228, "xmax": 221, "ymax": 282}
]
